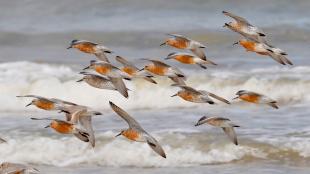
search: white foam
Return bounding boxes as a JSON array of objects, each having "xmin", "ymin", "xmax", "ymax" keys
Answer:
[
  {"xmin": 0, "ymin": 133, "xmax": 266, "ymax": 167},
  {"xmin": 257, "ymin": 137, "xmax": 310, "ymax": 158},
  {"xmin": 1, "ymin": 61, "xmax": 310, "ymax": 112}
]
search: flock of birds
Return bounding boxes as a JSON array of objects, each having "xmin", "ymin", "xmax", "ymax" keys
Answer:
[{"xmin": 0, "ymin": 11, "xmax": 293, "ymax": 174}]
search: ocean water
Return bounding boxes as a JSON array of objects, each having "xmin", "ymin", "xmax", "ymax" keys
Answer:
[{"xmin": 0, "ymin": 0, "xmax": 310, "ymax": 173}]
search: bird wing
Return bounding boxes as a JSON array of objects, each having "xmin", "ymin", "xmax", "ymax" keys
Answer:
[
  {"xmin": 190, "ymin": 47, "xmax": 206, "ymax": 60},
  {"xmin": 142, "ymin": 58, "xmax": 170, "ymax": 68},
  {"xmin": 167, "ymin": 33, "xmax": 190, "ymax": 42},
  {"xmin": 79, "ymin": 116, "xmax": 95, "ymax": 147},
  {"xmin": 172, "ymin": 84, "xmax": 201, "ymax": 94},
  {"xmin": 115, "ymin": 56, "xmax": 138, "ymax": 70},
  {"xmin": 145, "ymin": 135, "xmax": 166, "ymax": 158},
  {"xmin": 16, "ymin": 95, "xmax": 48, "ymax": 100},
  {"xmin": 69, "ymin": 109, "xmax": 87, "ymax": 124},
  {"xmin": 50, "ymin": 98, "xmax": 77, "ymax": 106},
  {"xmin": 169, "ymin": 77, "xmax": 186, "ymax": 86},
  {"xmin": 30, "ymin": 117, "xmax": 55, "ymax": 121},
  {"xmin": 84, "ymin": 74, "xmax": 116, "ymax": 90},
  {"xmin": 0, "ymin": 137, "xmax": 6, "ymax": 143},
  {"xmin": 223, "ymin": 11, "xmax": 251, "ymax": 26},
  {"xmin": 266, "ymin": 52, "xmax": 286, "ymax": 65},
  {"xmin": 109, "ymin": 77, "xmax": 129, "ymax": 98},
  {"xmin": 199, "ymin": 91, "xmax": 231, "ymax": 104},
  {"xmin": 77, "ymin": 40, "xmax": 98, "ymax": 46},
  {"xmin": 195, "ymin": 116, "xmax": 208, "ymax": 126},
  {"xmin": 222, "ymin": 127, "xmax": 238, "ymax": 145},
  {"xmin": 94, "ymin": 52, "xmax": 110, "ymax": 63},
  {"xmin": 109, "ymin": 101, "xmax": 142, "ymax": 130},
  {"xmin": 143, "ymin": 77, "xmax": 157, "ymax": 84},
  {"xmin": 279, "ymin": 55, "xmax": 293, "ymax": 65}
]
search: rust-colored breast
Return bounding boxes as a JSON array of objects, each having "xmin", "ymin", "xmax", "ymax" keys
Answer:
[
  {"xmin": 73, "ymin": 43, "xmax": 96, "ymax": 54},
  {"xmin": 95, "ymin": 66, "xmax": 111, "ymax": 75},
  {"xmin": 240, "ymin": 41, "xmax": 256, "ymax": 52},
  {"xmin": 240, "ymin": 94, "xmax": 260, "ymax": 103},
  {"xmin": 175, "ymin": 55, "xmax": 195, "ymax": 64},
  {"xmin": 51, "ymin": 121, "xmax": 73, "ymax": 134},
  {"xmin": 179, "ymin": 91, "xmax": 195, "ymax": 102},
  {"xmin": 146, "ymin": 65, "xmax": 166, "ymax": 76},
  {"xmin": 35, "ymin": 100, "xmax": 55, "ymax": 110},
  {"xmin": 122, "ymin": 129, "xmax": 140, "ymax": 141},
  {"xmin": 122, "ymin": 67, "xmax": 136, "ymax": 76},
  {"xmin": 167, "ymin": 39, "xmax": 188, "ymax": 49}
]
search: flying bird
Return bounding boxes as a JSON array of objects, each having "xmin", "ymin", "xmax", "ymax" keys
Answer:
[
  {"xmin": 115, "ymin": 56, "xmax": 157, "ymax": 84},
  {"xmin": 161, "ymin": 34, "xmax": 207, "ymax": 60},
  {"xmin": 165, "ymin": 52, "xmax": 217, "ymax": 69},
  {"xmin": 171, "ymin": 84, "xmax": 230, "ymax": 104},
  {"xmin": 77, "ymin": 72, "xmax": 123, "ymax": 91},
  {"xmin": 31, "ymin": 109, "xmax": 101, "ymax": 147},
  {"xmin": 109, "ymin": 101, "xmax": 166, "ymax": 158},
  {"xmin": 233, "ymin": 39, "xmax": 293, "ymax": 65},
  {"xmin": 16, "ymin": 95, "xmax": 77, "ymax": 111},
  {"xmin": 223, "ymin": 11, "xmax": 266, "ymax": 43},
  {"xmin": 83, "ymin": 60, "xmax": 130, "ymax": 98},
  {"xmin": 67, "ymin": 39, "xmax": 112, "ymax": 62},
  {"xmin": 140, "ymin": 59, "xmax": 186, "ymax": 85},
  {"xmin": 195, "ymin": 116, "xmax": 240, "ymax": 145},
  {"xmin": 57, "ymin": 104, "xmax": 102, "ymax": 147},
  {"xmin": 233, "ymin": 90, "xmax": 279, "ymax": 109}
]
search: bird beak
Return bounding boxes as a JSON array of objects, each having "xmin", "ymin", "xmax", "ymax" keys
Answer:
[
  {"xmin": 233, "ymin": 42, "xmax": 239, "ymax": 46},
  {"xmin": 165, "ymin": 57, "xmax": 171, "ymax": 60},
  {"xmin": 25, "ymin": 102, "xmax": 32, "ymax": 107},
  {"xmin": 232, "ymin": 96, "xmax": 239, "ymax": 100},
  {"xmin": 44, "ymin": 125, "xmax": 50, "ymax": 128},
  {"xmin": 170, "ymin": 94, "xmax": 178, "ymax": 97},
  {"xmin": 76, "ymin": 79, "xmax": 83, "ymax": 82},
  {"xmin": 138, "ymin": 68, "xmax": 145, "ymax": 72},
  {"xmin": 160, "ymin": 42, "xmax": 166, "ymax": 46},
  {"xmin": 223, "ymin": 23, "xmax": 229, "ymax": 27},
  {"xmin": 83, "ymin": 66, "xmax": 90, "ymax": 70},
  {"xmin": 115, "ymin": 132, "xmax": 122, "ymax": 137},
  {"xmin": 67, "ymin": 45, "xmax": 72, "ymax": 49}
]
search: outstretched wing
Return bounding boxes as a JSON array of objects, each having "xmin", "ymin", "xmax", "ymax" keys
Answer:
[
  {"xmin": 109, "ymin": 101, "xmax": 143, "ymax": 130},
  {"xmin": 169, "ymin": 77, "xmax": 186, "ymax": 86},
  {"xmin": 222, "ymin": 127, "xmax": 238, "ymax": 145},
  {"xmin": 109, "ymin": 77, "xmax": 129, "ymax": 98},
  {"xmin": 79, "ymin": 116, "xmax": 95, "ymax": 147},
  {"xmin": 16, "ymin": 95, "xmax": 48, "ymax": 100},
  {"xmin": 172, "ymin": 84, "xmax": 201, "ymax": 94},
  {"xmin": 142, "ymin": 58, "xmax": 170, "ymax": 68},
  {"xmin": 146, "ymin": 135, "xmax": 166, "ymax": 158},
  {"xmin": 95, "ymin": 52, "xmax": 110, "ymax": 63},
  {"xmin": 266, "ymin": 52, "xmax": 286, "ymax": 65},
  {"xmin": 115, "ymin": 56, "xmax": 138, "ymax": 70},
  {"xmin": 199, "ymin": 91, "xmax": 230, "ymax": 104},
  {"xmin": 167, "ymin": 33, "xmax": 190, "ymax": 42},
  {"xmin": 0, "ymin": 137, "xmax": 6, "ymax": 143},
  {"xmin": 223, "ymin": 11, "xmax": 251, "ymax": 25},
  {"xmin": 50, "ymin": 98, "xmax": 77, "ymax": 106},
  {"xmin": 190, "ymin": 47, "xmax": 206, "ymax": 60}
]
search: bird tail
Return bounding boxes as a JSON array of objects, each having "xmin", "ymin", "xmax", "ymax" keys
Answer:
[{"xmin": 267, "ymin": 102, "xmax": 279, "ymax": 109}]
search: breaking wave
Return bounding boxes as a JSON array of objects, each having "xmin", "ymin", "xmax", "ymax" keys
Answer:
[
  {"xmin": 0, "ymin": 61, "xmax": 309, "ymax": 112},
  {"xmin": 0, "ymin": 131, "xmax": 309, "ymax": 167}
]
